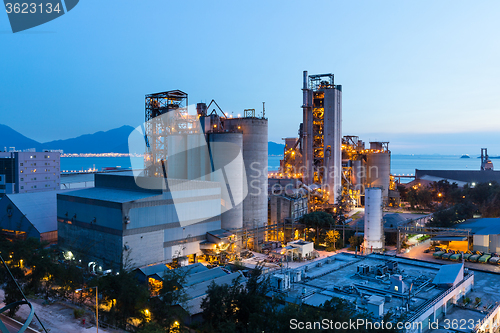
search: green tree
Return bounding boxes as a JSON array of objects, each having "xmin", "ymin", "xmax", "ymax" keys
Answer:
[
  {"xmin": 299, "ymin": 211, "xmax": 335, "ymax": 247},
  {"xmin": 95, "ymin": 268, "xmax": 149, "ymax": 328},
  {"xmin": 348, "ymin": 235, "xmax": 363, "ymax": 251},
  {"xmin": 147, "ymin": 269, "xmax": 188, "ymax": 331},
  {"xmin": 325, "ymin": 230, "xmax": 340, "ymax": 251}
]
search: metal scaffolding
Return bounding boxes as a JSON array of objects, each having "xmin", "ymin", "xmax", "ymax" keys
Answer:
[{"xmin": 144, "ymin": 90, "xmax": 190, "ymax": 177}]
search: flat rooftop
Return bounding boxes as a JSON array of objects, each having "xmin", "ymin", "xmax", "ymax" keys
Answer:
[{"xmin": 275, "ymin": 253, "xmax": 500, "ymax": 331}]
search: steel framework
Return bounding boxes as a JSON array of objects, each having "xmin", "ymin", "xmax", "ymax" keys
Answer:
[{"xmin": 144, "ymin": 90, "xmax": 193, "ymax": 177}]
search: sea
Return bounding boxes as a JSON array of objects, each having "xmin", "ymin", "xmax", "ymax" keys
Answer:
[{"xmin": 61, "ymin": 155, "xmax": 484, "ymax": 176}]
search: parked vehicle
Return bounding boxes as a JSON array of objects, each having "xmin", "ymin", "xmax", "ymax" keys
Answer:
[
  {"xmin": 441, "ymin": 250, "xmax": 455, "ymax": 260},
  {"xmin": 463, "ymin": 251, "xmax": 474, "ymax": 261},
  {"xmin": 450, "ymin": 252, "xmax": 463, "ymax": 261},
  {"xmin": 479, "ymin": 253, "xmax": 492, "ymax": 263},
  {"xmin": 433, "ymin": 251, "xmax": 446, "ymax": 259},
  {"xmin": 488, "ymin": 255, "xmax": 500, "ymax": 264},
  {"xmin": 469, "ymin": 252, "xmax": 483, "ymax": 262}
]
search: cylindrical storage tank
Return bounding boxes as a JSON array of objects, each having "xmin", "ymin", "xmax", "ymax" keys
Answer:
[
  {"xmin": 364, "ymin": 187, "xmax": 384, "ymax": 254},
  {"xmin": 366, "ymin": 152, "xmax": 390, "ymax": 202},
  {"xmin": 351, "ymin": 159, "xmax": 366, "ymax": 193},
  {"xmin": 207, "ymin": 132, "xmax": 245, "ymax": 230},
  {"xmin": 167, "ymin": 134, "xmax": 188, "ymax": 179},
  {"xmin": 223, "ymin": 118, "xmax": 268, "ymax": 230}
]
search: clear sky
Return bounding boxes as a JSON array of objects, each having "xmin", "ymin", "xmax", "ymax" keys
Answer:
[{"xmin": 1, "ymin": 0, "xmax": 500, "ymax": 155}]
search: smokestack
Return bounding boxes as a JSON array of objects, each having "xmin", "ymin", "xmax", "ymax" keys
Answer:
[{"xmin": 303, "ymin": 71, "xmax": 308, "ymax": 90}]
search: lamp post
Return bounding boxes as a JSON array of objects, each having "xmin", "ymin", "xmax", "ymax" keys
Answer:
[{"xmin": 75, "ymin": 286, "xmax": 98, "ymax": 332}]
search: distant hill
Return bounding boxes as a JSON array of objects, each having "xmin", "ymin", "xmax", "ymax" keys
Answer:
[
  {"xmin": 0, "ymin": 124, "xmax": 135, "ymax": 154},
  {"xmin": 0, "ymin": 124, "xmax": 43, "ymax": 151},
  {"xmin": 1, "ymin": 124, "xmax": 288, "ymax": 155},
  {"xmin": 42, "ymin": 125, "xmax": 136, "ymax": 153},
  {"xmin": 268, "ymin": 141, "xmax": 285, "ymax": 156}
]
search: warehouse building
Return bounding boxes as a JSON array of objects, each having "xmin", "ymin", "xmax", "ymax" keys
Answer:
[
  {"xmin": 57, "ymin": 172, "xmax": 222, "ymax": 271},
  {"xmin": 0, "ymin": 189, "xmax": 68, "ymax": 243},
  {"xmin": 268, "ymin": 253, "xmax": 480, "ymax": 332}
]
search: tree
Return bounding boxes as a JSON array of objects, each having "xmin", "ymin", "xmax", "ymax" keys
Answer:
[
  {"xmin": 348, "ymin": 235, "xmax": 363, "ymax": 251},
  {"xmin": 325, "ymin": 230, "xmax": 340, "ymax": 251},
  {"xmin": 299, "ymin": 212, "xmax": 335, "ymax": 247},
  {"xmin": 148, "ymin": 269, "xmax": 188, "ymax": 331},
  {"xmin": 96, "ymin": 268, "xmax": 149, "ymax": 328}
]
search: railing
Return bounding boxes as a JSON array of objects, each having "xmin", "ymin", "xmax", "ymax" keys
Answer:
[
  {"xmin": 474, "ymin": 301, "xmax": 500, "ymax": 332},
  {"xmin": 408, "ymin": 272, "xmax": 474, "ymax": 323}
]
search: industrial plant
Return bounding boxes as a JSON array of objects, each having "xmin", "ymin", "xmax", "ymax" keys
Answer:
[{"xmin": 276, "ymin": 71, "xmax": 395, "ymax": 214}]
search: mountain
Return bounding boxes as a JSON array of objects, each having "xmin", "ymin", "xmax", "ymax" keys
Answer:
[
  {"xmin": 42, "ymin": 125, "xmax": 135, "ymax": 153},
  {"xmin": 0, "ymin": 124, "xmax": 135, "ymax": 154},
  {"xmin": 1, "ymin": 124, "xmax": 287, "ymax": 155},
  {"xmin": 0, "ymin": 124, "xmax": 43, "ymax": 151},
  {"xmin": 268, "ymin": 141, "xmax": 285, "ymax": 156}
]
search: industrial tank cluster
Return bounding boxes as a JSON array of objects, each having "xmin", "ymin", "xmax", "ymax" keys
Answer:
[
  {"xmin": 277, "ymin": 71, "xmax": 393, "ymax": 210},
  {"xmin": 144, "ymin": 91, "xmax": 268, "ymax": 233}
]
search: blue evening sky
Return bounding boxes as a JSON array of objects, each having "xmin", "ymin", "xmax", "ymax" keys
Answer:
[{"xmin": 1, "ymin": 0, "xmax": 500, "ymax": 155}]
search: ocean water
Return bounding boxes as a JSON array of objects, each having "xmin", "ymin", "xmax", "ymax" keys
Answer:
[{"xmin": 61, "ymin": 155, "xmax": 484, "ymax": 175}]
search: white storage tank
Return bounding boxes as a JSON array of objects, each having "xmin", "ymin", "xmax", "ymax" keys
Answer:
[
  {"xmin": 207, "ymin": 132, "xmax": 245, "ymax": 230},
  {"xmin": 364, "ymin": 187, "xmax": 384, "ymax": 254}
]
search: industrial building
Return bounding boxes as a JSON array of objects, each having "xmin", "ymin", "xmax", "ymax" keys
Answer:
[
  {"xmin": 57, "ymin": 172, "xmax": 222, "ymax": 270},
  {"xmin": 413, "ymin": 148, "xmax": 500, "ymax": 186},
  {"xmin": 280, "ymin": 71, "xmax": 342, "ymax": 205},
  {"xmin": 0, "ymin": 189, "xmax": 65, "ymax": 243},
  {"xmin": 141, "ymin": 90, "xmax": 268, "ymax": 247},
  {"xmin": 0, "ymin": 151, "xmax": 61, "ymax": 197},
  {"xmin": 268, "ymin": 253, "xmax": 481, "ymax": 333},
  {"xmin": 277, "ymin": 72, "xmax": 393, "ymax": 211}
]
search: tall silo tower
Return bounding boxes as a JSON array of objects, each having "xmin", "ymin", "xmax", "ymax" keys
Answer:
[
  {"xmin": 223, "ymin": 111, "xmax": 268, "ymax": 231},
  {"xmin": 363, "ymin": 187, "xmax": 384, "ymax": 254}
]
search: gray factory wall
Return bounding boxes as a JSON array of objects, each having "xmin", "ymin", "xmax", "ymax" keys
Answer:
[
  {"xmin": 473, "ymin": 234, "xmax": 500, "ymax": 253},
  {"xmin": 58, "ymin": 221, "xmax": 123, "ymax": 268},
  {"xmin": 0, "ymin": 196, "xmax": 41, "ymax": 239},
  {"xmin": 57, "ymin": 197, "xmax": 123, "ymax": 231},
  {"xmin": 473, "ymin": 234, "xmax": 489, "ymax": 253},
  {"xmin": 123, "ymin": 230, "xmax": 164, "ymax": 267}
]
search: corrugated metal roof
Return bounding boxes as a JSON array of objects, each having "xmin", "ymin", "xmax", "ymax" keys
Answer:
[
  {"xmin": 303, "ymin": 293, "xmax": 332, "ymax": 307},
  {"xmin": 59, "ymin": 187, "xmax": 162, "ymax": 203},
  {"xmin": 137, "ymin": 263, "xmax": 170, "ymax": 277},
  {"xmin": 184, "ymin": 271, "xmax": 246, "ymax": 302},
  {"xmin": 184, "ymin": 267, "xmax": 227, "ymax": 286},
  {"xmin": 6, "ymin": 189, "xmax": 75, "ymax": 234},
  {"xmin": 456, "ymin": 218, "xmax": 500, "ymax": 235}
]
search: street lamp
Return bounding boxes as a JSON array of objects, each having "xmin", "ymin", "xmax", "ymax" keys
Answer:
[{"xmin": 75, "ymin": 286, "xmax": 98, "ymax": 332}]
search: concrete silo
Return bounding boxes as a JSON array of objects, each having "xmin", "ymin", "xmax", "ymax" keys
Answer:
[
  {"xmin": 223, "ymin": 116, "xmax": 268, "ymax": 230},
  {"xmin": 366, "ymin": 142, "xmax": 390, "ymax": 203},
  {"xmin": 363, "ymin": 187, "xmax": 384, "ymax": 254},
  {"xmin": 207, "ymin": 132, "xmax": 245, "ymax": 230}
]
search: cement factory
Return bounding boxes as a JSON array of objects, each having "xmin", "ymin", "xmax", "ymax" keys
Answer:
[{"xmin": 8, "ymin": 70, "xmax": 500, "ymax": 333}]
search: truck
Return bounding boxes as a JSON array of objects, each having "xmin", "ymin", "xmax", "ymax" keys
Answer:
[
  {"xmin": 479, "ymin": 253, "xmax": 492, "ymax": 263},
  {"xmin": 463, "ymin": 251, "xmax": 473, "ymax": 261},
  {"xmin": 489, "ymin": 256, "xmax": 500, "ymax": 264},
  {"xmin": 433, "ymin": 251, "xmax": 446, "ymax": 259},
  {"xmin": 441, "ymin": 250, "xmax": 455, "ymax": 260},
  {"xmin": 469, "ymin": 252, "xmax": 483, "ymax": 262},
  {"xmin": 450, "ymin": 252, "xmax": 463, "ymax": 261}
]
